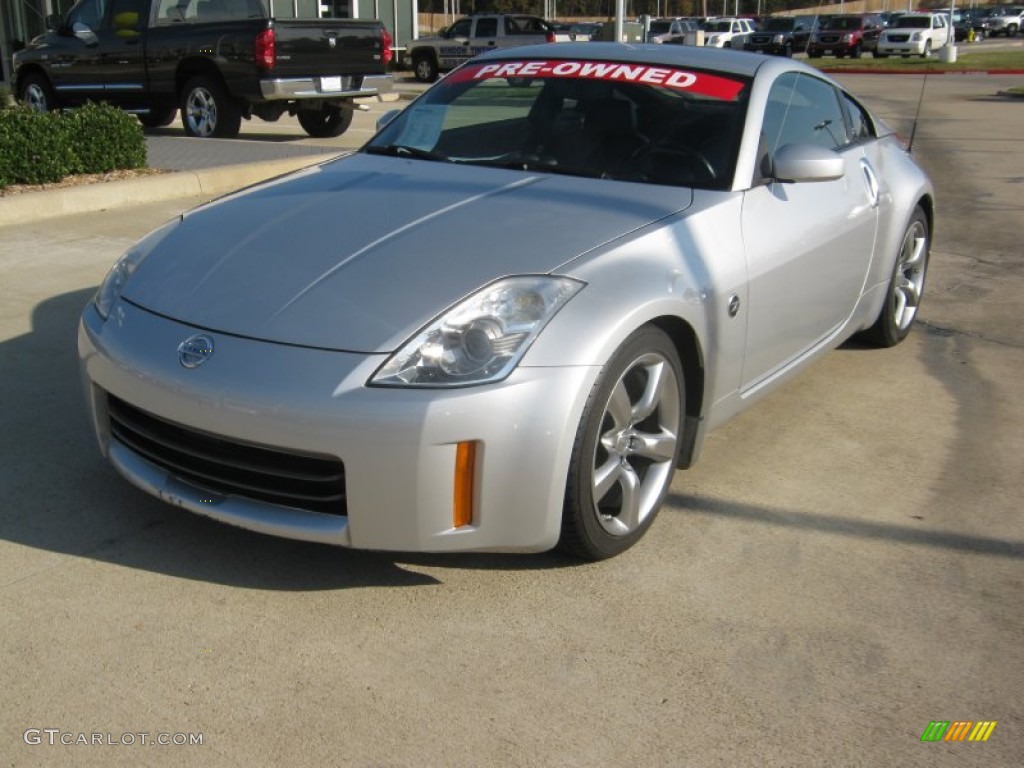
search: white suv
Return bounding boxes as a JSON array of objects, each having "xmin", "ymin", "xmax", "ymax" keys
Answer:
[
  {"xmin": 701, "ymin": 17, "xmax": 755, "ymax": 48},
  {"xmin": 876, "ymin": 13, "xmax": 951, "ymax": 58}
]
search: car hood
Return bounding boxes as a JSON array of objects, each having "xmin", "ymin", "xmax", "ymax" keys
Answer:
[{"xmin": 123, "ymin": 154, "xmax": 692, "ymax": 352}]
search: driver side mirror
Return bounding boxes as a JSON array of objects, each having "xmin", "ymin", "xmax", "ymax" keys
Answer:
[{"xmin": 768, "ymin": 143, "xmax": 845, "ymax": 183}]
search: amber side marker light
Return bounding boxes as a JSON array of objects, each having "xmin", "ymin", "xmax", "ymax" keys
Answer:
[{"xmin": 453, "ymin": 441, "xmax": 477, "ymax": 528}]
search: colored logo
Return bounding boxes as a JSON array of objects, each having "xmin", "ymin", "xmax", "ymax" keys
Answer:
[{"xmin": 920, "ymin": 721, "xmax": 997, "ymax": 742}]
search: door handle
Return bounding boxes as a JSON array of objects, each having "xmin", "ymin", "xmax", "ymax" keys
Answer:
[{"xmin": 860, "ymin": 160, "xmax": 880, "ymax": 208}]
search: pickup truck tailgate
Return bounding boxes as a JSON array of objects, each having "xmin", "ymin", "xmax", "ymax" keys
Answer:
[{"xmin": 272, "ymin": 20, "xmax": 388, "ymax": 79}]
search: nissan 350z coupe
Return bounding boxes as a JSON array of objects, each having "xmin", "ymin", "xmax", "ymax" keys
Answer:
[{"xmin": 79, "ymin": 44, "xmax": 935, "ymax": 560}]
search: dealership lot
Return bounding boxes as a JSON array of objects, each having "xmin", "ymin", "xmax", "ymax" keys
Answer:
[{"xmin": 1, "ymin": 74, "xmax": 1022, "ymax": 766}]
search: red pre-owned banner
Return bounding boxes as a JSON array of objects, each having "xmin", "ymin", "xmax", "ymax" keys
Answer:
[{"xmin": 446, "ymin": 60, "xmax": 746, "ymax": 101}]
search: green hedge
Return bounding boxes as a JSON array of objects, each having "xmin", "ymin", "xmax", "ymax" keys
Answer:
[{"xmin": 0, "ymin": 102, "xmax": 147, "ymax": 189}]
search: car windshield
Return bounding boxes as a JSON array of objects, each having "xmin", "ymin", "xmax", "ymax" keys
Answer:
[
  {"xmin": 365, "ymin": 58, "xmax": 750, "ymax": 190},
  {"xmin": 763, "ymin": 19, "xmax": 796, "ymax": 31},
  {"xmin": 649, "ymin": 21, "xmax": 673, "ymax": 34},
  {"xmin": 703, "ymin": 21, "xmax": 733, "ymax": 32},
  {"xmin": 824, "ymin": 16, "xmax": 864, "ymax": 30},
  {"xmin": 893, "ymin": 16, "xmax": 930, "ymax": 28}
]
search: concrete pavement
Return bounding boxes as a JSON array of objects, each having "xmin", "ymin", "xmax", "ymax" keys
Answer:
[{"xmin": 0, "ymin": 72, "xmax": 1022, "ymax": 767}]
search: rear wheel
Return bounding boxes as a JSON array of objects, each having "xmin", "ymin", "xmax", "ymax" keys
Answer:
[
  {"xmin": 19, "ymin": 73, "xmax": 56, "ymax": 113},
  {"xmin": 180, "ymin": 76, "xmax": 241, "ymax": 138},
  {"xmin": 412, "ymin": 54, "xmax": 438, "ymax": 83},
  {"xmin": 297, "ymin": 106, "xmax": 353, "ymax": 138},
  {"xmin": 863, "ymin": 207, "xmax": 930, "ymax": 348},
  {"xmin": 560, "ymin": 327, "xmax": 684, "ymax": 560}
]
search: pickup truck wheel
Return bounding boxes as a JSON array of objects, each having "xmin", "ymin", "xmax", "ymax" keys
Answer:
[
  {"xmin": 413, "ymin": 54, "xmax": 439, "ymax": 83},
  {"xmin": 19, "ymin": 73, "xmax": 56, "ymax": 113},
  {"xmin": 297, "ymin": 106, "xmax": 353, "ymax": 138},
  {"xmin": 783, "ymin": 42, "xmax": 793, "ymax": 57},
  {"xmin": 181, "ymin": 76, "xmax": 241, "ymax": 139},
  {"xmin": 921, "ymin": 40, "xmax": 932, "ymax": 58},
  {"xmin": 138, "ymin": 105, "xmax": 177, "ymax": 129},
  {"xmin": 850, "ymin": 43, "xmax": 862, "ymax": 59}
]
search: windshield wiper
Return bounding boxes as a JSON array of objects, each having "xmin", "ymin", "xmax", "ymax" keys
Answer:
[{"xmin": 364, "ymin": 144, "xmax": 450, "ymax": 163}]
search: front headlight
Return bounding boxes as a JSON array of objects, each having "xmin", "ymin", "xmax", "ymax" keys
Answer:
[
  {"xmin": 842, "ymin": 33, "xmax": 854, "ymax": 43},
  {"xmin": 371, "ymin": 276, "xmax": 584, "ymax": 388},
  {"xmin": 912, "ymin": 32, "xmax": 923, "ymax": 41},
  {"xmin": 773, "ymin": 34, "xmax": 785, "ymax": 43},
  {"xmin": 94, "ymin": 219, "xmax": 179, "ymax": 319}
]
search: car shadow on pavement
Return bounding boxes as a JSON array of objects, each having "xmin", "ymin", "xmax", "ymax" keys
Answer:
[
  {"xmin": 0, "ymin": 289, "xmax": 575, "ymax": 591},
  {"xmin": 670, "ymin": 492, "xmax": 1024, "ymax": 559}
]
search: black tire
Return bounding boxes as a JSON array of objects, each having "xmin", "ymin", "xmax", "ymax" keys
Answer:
[
  {"xmin": 875, "ymin": 52, "xmax": 888, "ymax": 58},
  {"xmin": 862, "ymin": 207, "xmax": 930, "ymax": 348},
  {"xmin": 412, "ymin": 54, "xmax": 439, "ymax": 83},
  {"xmin": 921, "ymin": 40, "xmax": 932, "ymax": 58},
  {"xmin": 180, "ymin": 76, "xmax": 241, "ymax": 138},
  {"xmin": 850, "ymin": 43, "xmax": 862, "ymax": 59},
  {"xmin": 1010, "ymin": 24, "xmax": 1019, "ymax": 38},
  {"xmin": 783, "ymin": 42, "xmax": 793, "ymax": 58},
  {"xmin": 559, "ymin": 326, "xmax": 684, "ymax": 561},
  {"xmin": 297, "ymin": 106, "xmax": 354, "ymax": 138},
  {"xmin": 19, "ymin": 72, "xmax": 57, "ymax": 113},
  {"xmin": 138, "ymin": 105, "xmax": 177, "ymax": 129}
]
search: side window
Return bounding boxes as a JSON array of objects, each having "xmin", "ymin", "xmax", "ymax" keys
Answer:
[
  {"xmin": 68, "ymin": 0, "xmax": 108, "ymax": 30},
  {"xmin": 110, "ymin": 0, "xmax": 143, "ymax": 35},
  {"xmin": 475, "ymin": 17, "xmax": 497, "ymax": 37},
  {"xmin": 764, "ymin": 72, "xmax": 847, "ymax": 153},
  {"xmin": 449, "ymin": 18, "xmax": 471, "ymax": 37},
  {"xmin": 840, "ymin": 91, "xmax": 874, "ymax": 145},
  {"xmin": 154, "ymin": 0, "xmax": 195, "ymax": 24}
]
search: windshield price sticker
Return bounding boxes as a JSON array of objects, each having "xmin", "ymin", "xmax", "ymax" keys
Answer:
[{"xmin": 449, "ymin": 60, "xmax": 745, "ymax": 101}]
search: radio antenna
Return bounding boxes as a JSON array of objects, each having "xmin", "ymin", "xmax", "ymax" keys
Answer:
[{"xmin": 906, "ymin": 67, "xmax": 931, "ymax": 155}]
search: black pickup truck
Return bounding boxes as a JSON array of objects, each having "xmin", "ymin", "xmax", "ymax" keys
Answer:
[{"xmin": 13, "ymin": 0, "xmax": 393, "ymax": 138}]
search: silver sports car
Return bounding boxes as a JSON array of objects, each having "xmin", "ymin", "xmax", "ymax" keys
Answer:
[{"xmin": 78, "ymin": 44, "xmax": 934, "ymax": 560}]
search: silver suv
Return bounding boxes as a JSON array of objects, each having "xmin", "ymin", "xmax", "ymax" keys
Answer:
[{"xmin": 987, "ymin": 6, "xmax": 1024, "ymax": 36}]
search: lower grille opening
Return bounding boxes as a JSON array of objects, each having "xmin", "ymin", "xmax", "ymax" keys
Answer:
[{"xmin": 107, "ymin": 395, "xmax": 347, "ymax": 516}]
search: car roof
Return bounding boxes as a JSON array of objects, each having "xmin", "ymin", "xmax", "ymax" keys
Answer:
[{"xmin": 471, "ymin": 42, "xmax": 783, "ymax": 79}]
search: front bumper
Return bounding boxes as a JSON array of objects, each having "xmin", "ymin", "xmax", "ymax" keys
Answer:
[
  {"xmin": 78, "ymin": 300, "xmax": 596, "ymax": 553},
  {"xmin": 259, "ymin": 74, "xmax": 394, "ymax": 102}
]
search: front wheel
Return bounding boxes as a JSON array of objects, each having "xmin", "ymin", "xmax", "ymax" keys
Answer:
[
  {"xmin": 850, "ymin": 43, "xmax": 862, "ymax": 59},
  {"xmin": 862, "ymin": 207, "xmax": 930, "ymax": 348},
  {"xmin": 412, "ymin": 54, "xmax": 439, "ymax": 83},
  {"xmin": 921, "ymin": 40, "xmax": 932, "ymax": 58},
  {"xmin": 297, "ymin": 106, "xmax": 353, "ymax": 138},
  {"xmin": 560, "ymin": 327, "xmax": 684, "ymax": 560},
  {"xmin": 180, "ymin": 76, "xmax": 241, "ymax": 138},
  {"xmin": 19, "ymin": 73, "xmax": 56, "ymax": 113},
  {"xmin": 1009, "ymin": 24, "xmax": 1019, "ymax": 37}
]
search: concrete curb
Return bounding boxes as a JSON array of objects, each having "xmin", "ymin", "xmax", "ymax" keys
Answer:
[{"xmin": 0, "ymin": 154, "xmax": 336, "ymax": 229}]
